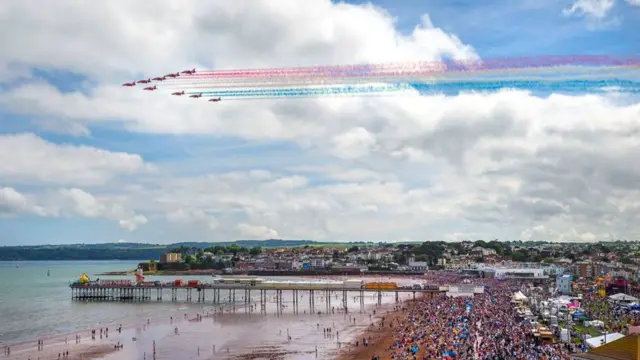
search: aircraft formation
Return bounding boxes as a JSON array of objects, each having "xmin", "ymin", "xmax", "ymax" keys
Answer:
[
  {"xmin": 121, "ymin": 68, "xmax": 223, "ymax": 103},
  {"xmin": 119, "ymin": 56, "xmax": 640, "ymax": 101}
]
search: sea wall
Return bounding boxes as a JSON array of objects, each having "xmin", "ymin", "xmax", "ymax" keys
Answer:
[{"xmin": 245, "ymin": 270, "xmax": 425, "ymax": 276}]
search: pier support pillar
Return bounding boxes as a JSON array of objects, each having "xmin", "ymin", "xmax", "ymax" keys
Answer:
[
  {"xmin": 292, "ymin": 290, "xmax": 297, "ymax": 314},
  {"xmin": 342, "ymin": 290, "xmax": 348, "ymax": 313}
]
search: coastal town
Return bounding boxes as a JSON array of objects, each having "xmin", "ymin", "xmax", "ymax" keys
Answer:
[
  {"xmin": 126, "ymin": 240, "xmax": 640, "ymax": 359},
  {"xmin": 139, "ymin": 240, "xmax": 640, "ymax": 281}
]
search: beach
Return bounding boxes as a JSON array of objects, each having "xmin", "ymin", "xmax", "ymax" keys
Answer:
[
  {"xmin": 5, "ymin": 296, "xmax": 410, "ymax": 360},
  {"xmin": 1, "ymin": 262, "xmax": 417, "ymax": 359},
  {"xmin": 335, "ymin": 300, "xmax": 416, "ymax": 360}
]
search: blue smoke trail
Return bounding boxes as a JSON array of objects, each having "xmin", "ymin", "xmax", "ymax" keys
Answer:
[
  {"xmin": 409, "ymin": 79, "xmax": 640, "ymax": 95},
  {"xmin": 191, "ymin": 84, "xmax": 412, "ymax": 97},
  {"xmin": 187, "ymin": 79, "xmax": 640, "ymax": 99}
]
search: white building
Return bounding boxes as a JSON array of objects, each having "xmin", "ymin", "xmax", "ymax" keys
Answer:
[
  {"xmin": 407, "ymin": 261, "xmax": 428, "ymax": 271},
  {"xmin": 291, "ymin": 260, "xmax": 303, "ymax": 271},
  {"xmin": 482, "ymin": 267, "xmax": 546, "ymax": 279},
  {"xmin": 310, "ymin": 258, "xmax": 325, "ymax": 268},
  {"xmin": 543, "ymin": 265, "xmax": 566, "ymax": 276},
  {"xmin": 470, "ymin": 247, "xmax": 497, "ymax": 256},
  {"xmin": 556, "ymin": 274, "xmax": 573, "ymax": 295}
]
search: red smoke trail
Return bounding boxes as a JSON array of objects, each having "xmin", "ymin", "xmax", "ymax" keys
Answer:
[{"xmin": 181, "ymin": 55, "xmax": 640, "ymax": 79}]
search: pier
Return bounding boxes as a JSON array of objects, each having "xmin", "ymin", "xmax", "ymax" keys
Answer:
[{"xmin": 70, "ymin": 283, "xmax": 443, "ymax": 312}]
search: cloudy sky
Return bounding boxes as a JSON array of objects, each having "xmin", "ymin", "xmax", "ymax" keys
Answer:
[{"xmin": 0, "ymin": 0, "xmax": 639, "ymax": 245}]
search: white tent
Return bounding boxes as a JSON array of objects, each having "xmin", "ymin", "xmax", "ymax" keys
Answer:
[
  {"xmin": 609, "ymin": 293, "xmax": 638, "ymax": 302},
  {"xmin": 513, "ymin": 291, "xmax": 528, "ymax": 301},
  {"xmin": 585, "ymin": 332, "xmax": 625, "ymax": 348}
]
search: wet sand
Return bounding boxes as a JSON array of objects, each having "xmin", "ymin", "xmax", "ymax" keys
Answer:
[
  {"xmin": 4, "ymin": 293, "xmax": 408, "ymax": 360},
  {"xmin": 3, "ymin": 332, "xmax": 118, "ymax": 360}
]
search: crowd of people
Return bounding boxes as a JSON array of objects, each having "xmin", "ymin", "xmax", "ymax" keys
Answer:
[
  {"xmin": 377, "ymin": 274, "xmax": 574, "ymax": 359},
  {"xmin": 573, "ymin": 281, "xmax": 640, "ymax": 335}
]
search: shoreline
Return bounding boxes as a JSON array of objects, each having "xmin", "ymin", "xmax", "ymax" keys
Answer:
[
  {"xmin": 335, "ymin": 298, "xmax": 416, "ymax": 360},
  {"xmin": 3, "ymin": 292, "xmax": 409, "ymax": 360}
]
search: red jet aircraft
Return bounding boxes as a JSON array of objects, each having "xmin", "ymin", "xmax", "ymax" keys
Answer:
[
  {"xmin": 121, "ymin": 82, "xmax": 136, "ymax": 87},
  {"xmin": 181, "ymin": 68, "xmax": 196, "ymax": 75},
  {"xmin": 143, "ymin": 85, "xmax": 157, "ymax": 91},
  {"xmin": 208, "ymin": 97, "xmax": 221, "ymax": 102},
  {"xmin": 137, "ymin": 78, "xmax": 151, "ymax": 84},
  {"xmin": 171, "ymin": 91, "xmax": 185, "ymax": 96},
  {"xmin": 152, "ymin": 76, "xmax": 166, "ymax": 81},
  {"xmin": 189, "ymin": 93, "xmax": 202, "ymax": 98},
  {"xmin": 165, "ymin": 73, "xmax": 180, "ymax": 78}
]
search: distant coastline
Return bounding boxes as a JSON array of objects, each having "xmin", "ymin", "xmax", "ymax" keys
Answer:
[{"xmin": 0, "ymin": 239, "xmax": 389, "ymax": 261}]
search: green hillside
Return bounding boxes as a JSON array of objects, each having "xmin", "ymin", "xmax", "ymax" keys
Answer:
[{"xmin": 0, "ymin": 239, "xmax": 392, "ymax": 260}]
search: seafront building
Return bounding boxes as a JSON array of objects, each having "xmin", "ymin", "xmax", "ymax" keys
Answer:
[
  {"xmin": 160, "ymin": 253, "xmax": 181, "ymax": 263},
  {"xmin": 460, "ymin": 263, "xmax": 548, "ymax": 280}
]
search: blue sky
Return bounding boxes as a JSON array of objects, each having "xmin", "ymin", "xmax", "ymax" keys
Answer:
[
  {"xmin": 0, "ymin": 0, "xmax": 639, "ymax": 245},
  {"xmin": 356, "ymin": 0, "xmax": 640, "ymax": 56}
]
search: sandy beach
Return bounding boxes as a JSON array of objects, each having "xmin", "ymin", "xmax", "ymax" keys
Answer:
[
  {"xmin": 3, "ymin": 328, "xmax": 119, "ymax": 360},
  {"xmin": 335, "ymin": 301, "xmax": 414, "ymax": 360}
]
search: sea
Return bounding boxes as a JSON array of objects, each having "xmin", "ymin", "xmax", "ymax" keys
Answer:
[{"xmin": 0, "ymin": 261, "xmax": 409, "ymax": 359}]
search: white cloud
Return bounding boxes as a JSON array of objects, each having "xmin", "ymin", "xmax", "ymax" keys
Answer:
[
  {"xmin": 562, "ymin": 0, "xmax": 621, "ymax": 28},
  {"xmin": 119, "ymin": 215, "xmax": 149, "ymax": 232},
  {"xmin": 0, "ymin": 1, "xmax": 477, "ymax": 84},
  {"xmin": 166, "ymin": 208, "xmax": 218, "ymax": 230},
  {"xmin": 562, "ymin": 0, "xmax": 615, "ymax": 19},
  {"xmin": 331, "ymin": 127, "xmax": 377, "ymax": 159},
  {"xmin": 625, "ymin": 0, "xmax": 640, "ymax": 5},
  {"xmin": 0, "ymin": 186, "xmax": 53, "ymax": 217},
  {"xmin": 0, "ymin": 0, "xmax": 639, "ymax": 242},
  {"xmin": 0, "ymin": 133, "xmax": 153, "ymax": 186},
  {"xmin": 237, "ymin": 223, "xmax": 279, "ymax": 239},
  {"xmin": 59, "ymin": 188, "xmax": 147, "ymax": 231}
]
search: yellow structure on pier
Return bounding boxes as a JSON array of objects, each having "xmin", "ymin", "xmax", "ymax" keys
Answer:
[{"xmin": 79, "ymin": 273, "xmax": 89, "ymax": 284}]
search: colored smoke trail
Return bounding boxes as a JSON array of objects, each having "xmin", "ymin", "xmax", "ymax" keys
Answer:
[
  {"xmin": 160, "ymin": 67, "xmax": 638, "ymax": 90},
  {"xmin": 179, "ymin": 79, "xmax": 640, "ymax": 100},
  {"xmin": 128, "ymin": 54, "xmax": 640, "ymax": 101},
  {"xmin": 186, "ymin": 55, "xmax": 640, "ymax": 79},
  {"xmin": 408, "ymin": 79, "xmax": 640, "ymax": 95},
  {"xmin": 184, "ymin": 84, "xmax": 413, "ymax": 98}
]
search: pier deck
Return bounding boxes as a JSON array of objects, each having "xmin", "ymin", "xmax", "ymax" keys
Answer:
[{"xmin": 70, "ymin": 284, "xmax": 444, "ymax": 311}]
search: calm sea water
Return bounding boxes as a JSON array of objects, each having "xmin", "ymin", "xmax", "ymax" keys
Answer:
[{"xmin": 0, "ymin": 260, "xmax": 213, "ymax": 344}]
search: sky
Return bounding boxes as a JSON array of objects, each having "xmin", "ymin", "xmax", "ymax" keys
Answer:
[{"xmin": 0, "ymin": 0, "xmax": 639, "ymax": 245}]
